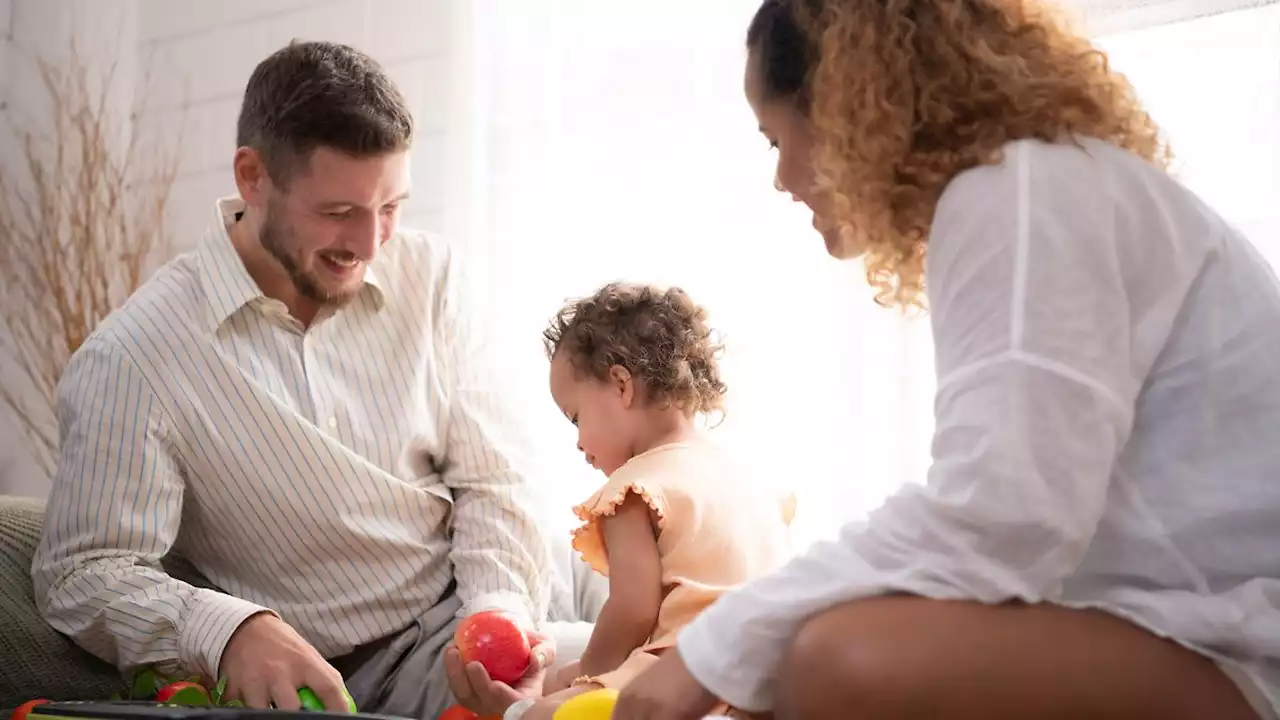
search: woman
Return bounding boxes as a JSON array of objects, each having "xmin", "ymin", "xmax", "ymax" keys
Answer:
[{"xmin": 611, "ymin": 0, "xmax": 1280, "ymax": 718}]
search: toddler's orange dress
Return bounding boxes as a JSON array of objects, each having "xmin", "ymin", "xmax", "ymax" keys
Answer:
[{"xmin": 569, "ymin": 437, "xmax": 795, "ymax": 704}]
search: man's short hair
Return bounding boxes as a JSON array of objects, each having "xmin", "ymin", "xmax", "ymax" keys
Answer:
[{"xmin": 236, "ymin": 40, "xmax": 414, "ymax": 186}]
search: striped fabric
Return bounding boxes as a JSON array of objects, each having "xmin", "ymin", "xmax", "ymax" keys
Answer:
[{"xmin": 31, "ymin": 198, "xmax": 556, "ymax": 683}]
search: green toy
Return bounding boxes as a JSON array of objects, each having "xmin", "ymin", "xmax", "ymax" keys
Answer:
[
  {"xmin": 296, "ymin": 687, "xmax": 358, "ymax": 713},
  {"xmin": 89, "ymin": 667, "xmax": 359, "ymax": 712}
]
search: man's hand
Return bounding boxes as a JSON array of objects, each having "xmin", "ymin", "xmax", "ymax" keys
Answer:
[
  {"xmin": 612, "ymin": 649, "xmax": 719, "ymax": 720},
  {"xmin": 444, "ymin": 629, "xmax": 556, "ymax": 717},
  {"xmin": 220, "ymin": 613, "xmax": 350, "ymax": 711}
]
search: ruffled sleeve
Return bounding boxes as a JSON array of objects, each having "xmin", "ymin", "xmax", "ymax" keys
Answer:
[{"xmin": 569, "ymin": 472, "xmax": 668, "ymax": 578}]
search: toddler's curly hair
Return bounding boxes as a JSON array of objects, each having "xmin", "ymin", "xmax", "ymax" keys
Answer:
[{"xmin": 543, "ymin": 282, "xmax": 727, "ymax": 415}]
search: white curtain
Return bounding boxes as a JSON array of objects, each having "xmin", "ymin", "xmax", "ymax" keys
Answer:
[
  {"xmin": 462, "ymin": 0, "xmax": 1280, "ymax": 549},
  {"xmin": 1098, "ymin": 3, "xmax": 1280, "ymax": 261},
  {"xmin": 1073, "ymin": 0, "xmax": 1279, "ymax": 34}
]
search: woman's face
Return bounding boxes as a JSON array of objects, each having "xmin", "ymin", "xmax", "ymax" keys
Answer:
[{"xmin": 744, "ymin": 54, "xmax": 844, "ymax": 257}]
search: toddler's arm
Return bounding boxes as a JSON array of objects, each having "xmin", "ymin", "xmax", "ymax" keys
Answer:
[{"xmin": 575, "ymin": 492, "xmax": 663, "ymax": 679}]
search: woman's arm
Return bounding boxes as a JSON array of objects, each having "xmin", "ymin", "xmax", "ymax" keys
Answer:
[{"xmin": 576, "ymin": 492, "xmax": 664, "ymax": 678}]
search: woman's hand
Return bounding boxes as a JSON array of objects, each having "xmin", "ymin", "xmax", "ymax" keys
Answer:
[
  {"xmin": 611, "ymin": 649, "xmax": 719, "ymax": 720},
  {"xmin": 444, "ymin": 630, "xmax": 556, "ymax": 717}
]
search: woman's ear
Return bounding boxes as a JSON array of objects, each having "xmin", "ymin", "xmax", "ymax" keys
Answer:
[{"xmin": 609, "ymin": 365, "xmax": 635, "ymax": 407}]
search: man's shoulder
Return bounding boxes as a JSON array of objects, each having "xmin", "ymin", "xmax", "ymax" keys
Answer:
[{"xmin": 85, "ymin": 249, "xmax": 205, "ymax": 362}]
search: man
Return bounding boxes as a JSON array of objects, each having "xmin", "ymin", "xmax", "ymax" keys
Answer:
[{"xmin": 32, "ymin": 40, "xmax": 573, "ymax": 719}]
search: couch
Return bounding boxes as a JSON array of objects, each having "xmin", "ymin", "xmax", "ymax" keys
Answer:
[
  {"xmin": 0, "ymin": 495, "xmax": 195, "ymax": 707},
  {"xmin": 0, "ymin": 495, "xmax": 605, "ymax": 713}
]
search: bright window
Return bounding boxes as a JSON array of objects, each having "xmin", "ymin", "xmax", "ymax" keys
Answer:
[
  {"xmin": 472, "ymin": 1, "xmax": 1280, "ymax": 549},
  {"xmin": 1098, "ymin": 4, "xmax": 1280, "ymax": 262}
]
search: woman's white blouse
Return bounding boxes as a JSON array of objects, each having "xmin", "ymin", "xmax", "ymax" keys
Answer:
[{"xmin": 678, "ymin": 137, "xmax": 1280, "ymax": 713}]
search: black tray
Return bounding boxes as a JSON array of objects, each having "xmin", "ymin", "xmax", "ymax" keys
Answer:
[{"xmin": 29, "ymin": 702, "xmax": 408, "ymax": 720}]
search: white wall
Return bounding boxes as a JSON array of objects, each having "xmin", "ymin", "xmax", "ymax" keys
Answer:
[
  {"xmin": 134, "ymin": 0, "xmax": 473, "ymax": 253},
  {"xmin": 0, "ymin": 0, "xmax": 19, "ymax": 496},
  {"xmin": 0, "ymin": 0, "xmax": 143, "ymax": 496},
  {"xmin": 0, "ymin": 0, "xmax": 10, "ymax": 86},
  {"xmin": 0, "ymin": 0, "xmax": 481, "ymax": 496}
]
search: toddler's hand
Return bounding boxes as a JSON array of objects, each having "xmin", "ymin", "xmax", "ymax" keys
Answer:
[
  {"xmin": 542, "ymin": 660, "xmax": 581, "ymax": 695},
  {"xmin": 613, "ymin": 650, "xmax": 718, "ymax": 720}
]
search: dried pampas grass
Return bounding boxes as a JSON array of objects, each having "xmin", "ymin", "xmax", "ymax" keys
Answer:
[{"xmin": 0, "ymin": 40, "xmax": 184, "ymax": 479}]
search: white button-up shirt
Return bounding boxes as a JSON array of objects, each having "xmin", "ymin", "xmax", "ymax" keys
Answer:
[
  {"xmin": 678, "ymin": 138, "xmax": 1280, "ymax": 712},
  {"xmin": 33, "ymin": 199, "xmax": 557, "ymax": 681}
]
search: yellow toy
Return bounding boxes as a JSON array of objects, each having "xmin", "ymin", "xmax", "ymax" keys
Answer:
[{"xmin": 552, "ymin": 688, "xmax": 619, "ymax": 720}]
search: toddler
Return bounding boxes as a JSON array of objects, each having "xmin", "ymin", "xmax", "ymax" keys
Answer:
[{"xmin": 520, "ymin": 282, "xmax": 795, "ymax": 720}]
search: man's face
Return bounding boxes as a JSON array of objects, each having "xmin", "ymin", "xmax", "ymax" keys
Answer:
[{"xmin": 258, "ymin": 147, "xmax": 411, "ymax": 307}]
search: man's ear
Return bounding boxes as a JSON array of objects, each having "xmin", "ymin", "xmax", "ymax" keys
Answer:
[
  {"xmin": 233, "ymin": 146, "xmax": 271, "ymax": 208},
  {"xmin": 609, "ymin": 365, "xmax": 634, "ymax": 408}
]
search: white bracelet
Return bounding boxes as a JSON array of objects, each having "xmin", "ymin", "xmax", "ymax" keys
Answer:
[{"xmin": 503, "ymin": 697, "xmax": 536, "ymax": 720}]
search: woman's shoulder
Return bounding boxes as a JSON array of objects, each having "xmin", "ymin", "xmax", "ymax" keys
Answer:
[
  {"xmin": 929, "ymin": 136, "xmax": 1215, "ymax": 268},
  {"xmin": 939, "ymin": 137, "xmax": 1156, "ymax": 208}
]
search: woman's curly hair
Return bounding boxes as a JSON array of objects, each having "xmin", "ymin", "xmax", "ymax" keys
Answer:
[
  {"xmin": 748, "ymin": 0, "xmax": 1172, "ymax": 309},
  {"xmin": 542, "ymin": 282, "xmax": 728, "ymax": 415}
]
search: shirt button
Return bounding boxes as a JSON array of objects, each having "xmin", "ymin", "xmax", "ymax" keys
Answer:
[{"xmin": 328, "ymin": 417, "xmax": 338, "ymax": 429}]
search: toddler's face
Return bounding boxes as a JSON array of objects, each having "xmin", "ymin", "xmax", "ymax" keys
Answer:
[{"xmin": 548, "ymin": 350, "xmax": 638, "ymax": 476}]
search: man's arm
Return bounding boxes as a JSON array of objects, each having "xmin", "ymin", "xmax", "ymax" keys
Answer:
[
  {"xmin": 32, "ymin": 335, "xmax": 271, "ymax": 680},
  {"xmin": 431, "ymin": 244, "xmax": 557, "ymax": 630}
]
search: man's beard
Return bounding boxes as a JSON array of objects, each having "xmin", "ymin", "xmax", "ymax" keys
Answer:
[{"xmin": 259, "ymin": 202, "xmax": 360, "ymax": 308}]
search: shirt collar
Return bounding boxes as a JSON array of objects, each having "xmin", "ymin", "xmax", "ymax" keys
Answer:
[{"xmin": 197, "ymin": 197, "xmax": 387, "ymax": 333}]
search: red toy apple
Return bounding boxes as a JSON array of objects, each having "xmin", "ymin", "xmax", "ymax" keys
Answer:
[
  {"xmin": 10, "ymin": 700, "xmax": 49, "ymax": 720},
  {"xmin": 438, "ymin": 705, "xmax": 501, "ymax": 720},
  {"xmin": 453, "ymin": 610, "xmax": 532, "ymax": 685},
  {"xmin": 155, "ymin": 681, "xmax": 210, "ymax": 705}
]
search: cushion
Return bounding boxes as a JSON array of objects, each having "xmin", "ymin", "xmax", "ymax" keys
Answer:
[
  {"xmin": 0, "ymin": 496, "xmax": 123, "ymax": 708},
  {"xmin": 0, "ymin": 496, "xmax": 217, "ymax": 710}
]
